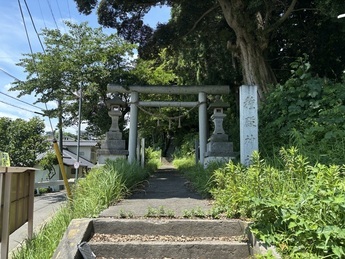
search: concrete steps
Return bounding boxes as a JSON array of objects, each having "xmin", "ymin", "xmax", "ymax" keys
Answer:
[{"xmin": 53, "ymin": 218, "xmax": 253, "ymax": 259}]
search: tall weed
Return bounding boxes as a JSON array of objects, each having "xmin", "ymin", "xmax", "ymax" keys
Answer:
[
  {"xmin": 211, "ymin": 147, "xmax": 345, "ymax": 258},
  {"xmin": 173, "ymin": 156, "xmax": 221, "ymax": 198},
  {"xmin": 11, "ymin": 159, "xmax": 149, "ymax": 259},
  {"xmin": 145, "ymin": 147, "xmax": 162, "ymax": 171}
]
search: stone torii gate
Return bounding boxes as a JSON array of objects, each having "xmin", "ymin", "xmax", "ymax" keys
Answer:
[{"xmin": 107, "ymin": 85, "xmax": 230, "ymax": 164}]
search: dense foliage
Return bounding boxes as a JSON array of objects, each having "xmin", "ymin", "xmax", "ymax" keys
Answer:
[
  {"xmin": 74, "ymin": 0, "xmax": 345, "ymax": 97},
  {"xmin": 174, "ymin": 147, "xmax": 345, "ymax": 258},
  {"xmin": 211, "ymin": 148, "xmax": 345, "ymax": 258},
  {"xmin": 260, "ymin": 56, "xmax": 345, "ymax": 165},
  {"xmin": 11, "ymin": 22, "xmax": 136, "ymax": 137},
  {"xmin": 0, "ymin": 117, "xmax": 49, "ymax": 166}
]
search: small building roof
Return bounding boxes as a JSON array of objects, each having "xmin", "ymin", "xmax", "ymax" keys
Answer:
[
  {"xmin": 62, "ymin": 149, "xmax": 95, "ymax": 168},
  {"xmin": 63, "ymin": 140, "xmax": 99, "ymax": 148}
]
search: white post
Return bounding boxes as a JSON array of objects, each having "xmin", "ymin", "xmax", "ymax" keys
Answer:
[
  {"xmin": 198, "ymin": 92, "xmax": 207, "ymax": 165},
  {"xmin": 128, "ymin": 91, "xmax": 139, "ymax": 163},
  {"xmin": 240, "ymin": 85, "xmax": 259, "ymax": 166}
]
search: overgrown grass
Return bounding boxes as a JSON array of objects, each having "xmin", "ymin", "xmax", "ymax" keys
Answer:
[
  {"xmin": 145, "ymin": 147, "xmax": 162, "ymax": 171},
  {"xmin": 173, "ymin": 156, "xmax": 219, "ymax": 198},
  {"xmin": 174, "ymin": 148, "xmax": 345, "ymax": 258},
  {"xmin": 11, "ymin": 159, "xmax": 150, "ymax": 259},
  {"xmin": 211, "ymin": 147, "xmax": 345, "ymax": 258}
]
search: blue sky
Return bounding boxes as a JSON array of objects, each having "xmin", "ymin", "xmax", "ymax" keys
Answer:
[{"xmin": 0, "ymin": 0, "xmax": 170, "ymax": 133}]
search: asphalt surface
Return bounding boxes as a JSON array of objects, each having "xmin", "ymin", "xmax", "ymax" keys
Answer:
[
  {"xmin": 100, "ymin": 164, "xmax": 213, "ymax": 218},
  {"xmin": 1, "ymin": 191, "xmax": 67, "ymax": 258}
]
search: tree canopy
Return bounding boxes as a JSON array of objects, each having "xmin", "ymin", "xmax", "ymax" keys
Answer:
[
  {"xmin": 74, "ymin": 0, "xmax": 345, "ymax": 98},
  {"xmin": 0, "ymin": 117, "xmax": 49, "ymax": 167},
  {"xmin": 11, "ymin": 22, "xmax": 136, "ymax": 136}
]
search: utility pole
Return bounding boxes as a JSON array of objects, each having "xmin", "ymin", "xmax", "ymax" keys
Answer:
[{"xmin": 75, "ymin": 83, "xmax": 82, "ymax": 181}]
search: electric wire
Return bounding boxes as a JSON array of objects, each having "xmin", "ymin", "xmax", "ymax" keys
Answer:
[
  {"xmin": 46, "ymin": 0, "xmax": 59, "ymax": 29},
  {"xmin": 0, "ymin": 91, "xmax": 43, "ymax": 110},
  {"xmin": 18, "ymin": 0, "xmax": 35, "ymax": 58},
  {"xmin": 17, "ymin": 0, "xmax": 54, "ymax": 132},
  {"xmin": 54, "ymin": 0, "xmax": 66, "ymax": 31},
  {"xmin": 0, "ymin": 68, "xmax": 22, "ymax": 82},
  {"xmin": 37, "ymin": 0, "xmax": 48, "ymax": 29},
  {"xmin": 23, "ymin": 0, "xmax": 46, "ymax": 53},
  {"xmin": 66, "ymin": 0, "xmax": 72, "ymax": 21},
  {"xmin": 0, "ymin": 99, "xmax": 44, "ymax": 115},
  {"xmin": 0, "ymin": 68, "xmax": 45, "ymax": 111}
]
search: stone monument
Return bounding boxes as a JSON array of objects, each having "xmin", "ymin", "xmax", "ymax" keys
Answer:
[
  {"xmin": 240, "ymin": 85, "xmax": 258, "ymax": 166},
  {"xmin": 204, "ymin": 96, "xmax": 237, "ymax": 167},
  {"xmin": 97, "ymin": 96, "xmax": 128, "ymax": 164}
]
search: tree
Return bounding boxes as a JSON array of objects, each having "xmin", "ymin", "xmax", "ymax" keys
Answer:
[
  {"xmin": 0, "ymin": 117, "xmax": 49, "ymax": 167},
  {"xmin": 39, "ymin": 151, "xmax": 58, "ymax": 180},
  {"xmin": 259, "ymin": 56, "xmax": 345, "ymax": 164},
  {"xmin": 11, "ymin": 22, "xmax": 136, "ymax": 136},
  {"xmin": 269, "ymin": 2, "xmax": 345, "ymax": 83},
  {"xmin": 74, "ymin": 0, "xmax": 345, "ymax": 98}
]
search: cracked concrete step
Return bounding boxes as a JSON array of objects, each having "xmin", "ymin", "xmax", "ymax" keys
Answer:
[
  {"xmin": 92, "ymin": 218, "xmax": 248, "ymax": 237},
  {"xmin": 53, "ymin": 218, "xmax": 252, "ymax": 259},
  {"xmin": 89, "ymin": 242, "xmax": 250, "ymax": 259},
  {"xmin": 90, "ymin": 219, "xmax": 250, "ymax": 258}
]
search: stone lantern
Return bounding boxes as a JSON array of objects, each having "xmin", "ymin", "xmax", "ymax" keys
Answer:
[
  {"xmin": 107, "ymin": 95, "xmax": 125, "ymax": 133},
  {"xmin": 204, "ymin": 96, "xmax": 237, "ymax": 166},
  {"xmin": 97, "ymin": 95, "xmax": 129, "ymax": 164},
  {"xmin": 209, "ymin": 96, "xmax": 229, "ymax": 142}
]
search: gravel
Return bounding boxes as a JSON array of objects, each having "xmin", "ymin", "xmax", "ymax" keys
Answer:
[{"xmin": 90, "ymin": 233, "xmax": 247, "ymax": 243}]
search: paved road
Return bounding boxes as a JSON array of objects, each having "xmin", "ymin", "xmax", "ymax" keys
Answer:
[{"xmin": 0, "ymin": 191, "xmax": 67, "ymax": 258}]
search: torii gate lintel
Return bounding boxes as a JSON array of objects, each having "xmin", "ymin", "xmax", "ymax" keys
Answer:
[{"xmin": 108, "ymin": 85, "xmax": 230, "ymax": 164}]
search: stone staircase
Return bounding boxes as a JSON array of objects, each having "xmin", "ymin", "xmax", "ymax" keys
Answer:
[
  {"xmin": 53, "ymin": 169, "xmax": 280, "ymax": 258},
  {"xmin": 53, "ymin": 218, "xmax": 255, "ymax": 259}
]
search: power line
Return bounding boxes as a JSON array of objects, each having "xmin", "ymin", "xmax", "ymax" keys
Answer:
[
  {"xmin": 66, "ymin": 0, "xmax": 72, "ymax": 21},
  {"xmin": 0, "ymin": 68, "xmax": 45, "ymax": 111},
  {"xmin": 0, "ymin": 68, "xmax": 22, "ymax": 82},
  {"xmin": 54, "ymin": 0, "xmax": 66, "ymax": 31},
  {"xmin": 18, "ymin": 0, "xmax": 35, "ymax": 56},
  {"xmin": 0, "ymin": 99, "xmax": 44, "ymax": 116},
  {"xmin": 37, "ymin": 0, "xmax": 48, "ymax": 29},
  {"xmin": 0, "ymin": 91, "xmax": 43, "ymax": 110},
  {"xmin": 46, "ymin": 0, "xmax": 59, "ymax": 29},
  {"xmin": 18, "ymin": 0, "xmax": 54, "ymax": 132},
  {"xmin": 23, "ymin": 0, "xmax": 46, "ymax": 53}
]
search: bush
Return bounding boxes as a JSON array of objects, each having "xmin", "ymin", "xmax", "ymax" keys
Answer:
[
  {"xmin": 260, "ymin": 56, "xmax": 345, "ymax": 165},
  {"xmin": 211, "ymin": 147, "xmax": 345, "ymax": 258},
  {"xmin": 145, "ymin": 147, "xmax": 162, "ymax": 171},
  {"xmin": 174, "ymin": 156, "xmax": 225, "ymax": 198}
]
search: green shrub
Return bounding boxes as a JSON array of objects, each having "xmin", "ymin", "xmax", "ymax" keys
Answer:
[
  {"xmin": 145, "ymin": 147, "xmax": 162, "ymax": 171},
  {"xmin": 211, "ymin": 147, "xmax": 345, "ymax": 258},
  {"xmin": 174, "ymin": 156, "xmax": 225, "ymax": 198},
  {"xmin": 260, "ymin": 55, "xmax": 345, "ymax": 165}
]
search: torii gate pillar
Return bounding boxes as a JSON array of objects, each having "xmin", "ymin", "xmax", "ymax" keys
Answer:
[
  {"xmin": 108, "ymin": 85, "xmax": 230, "ymax": 165},
  {"xmin": 128, "ymin": 91, "xmax": 138, "ymax": 163},
  {"xmin": 198, "ymin": 92, "xmax": 207, "ymax": 165}
]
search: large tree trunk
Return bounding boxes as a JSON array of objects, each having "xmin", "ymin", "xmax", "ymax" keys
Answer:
[{"xmin": 218, "ymin": 0, "xmax": 277, "ymax": 98}]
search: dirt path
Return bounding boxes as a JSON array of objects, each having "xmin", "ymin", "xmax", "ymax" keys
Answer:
[{"xmin": 99, "ymin": 165, "xmax": 213, "ymax": 218}]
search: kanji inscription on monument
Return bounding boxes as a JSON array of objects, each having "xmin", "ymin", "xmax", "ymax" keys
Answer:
[{"xmin": 240, "ymin": 85, "xmax": 258, "ymax": 166}]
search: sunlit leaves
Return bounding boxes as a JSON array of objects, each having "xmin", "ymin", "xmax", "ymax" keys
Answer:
[
  {"xmin": 11, "ymin": 22, "xmax": 136, "ymax": 136},
  {"xmin": 0, "ymin": 117, "xmax": 49, "ymax": 166}
]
